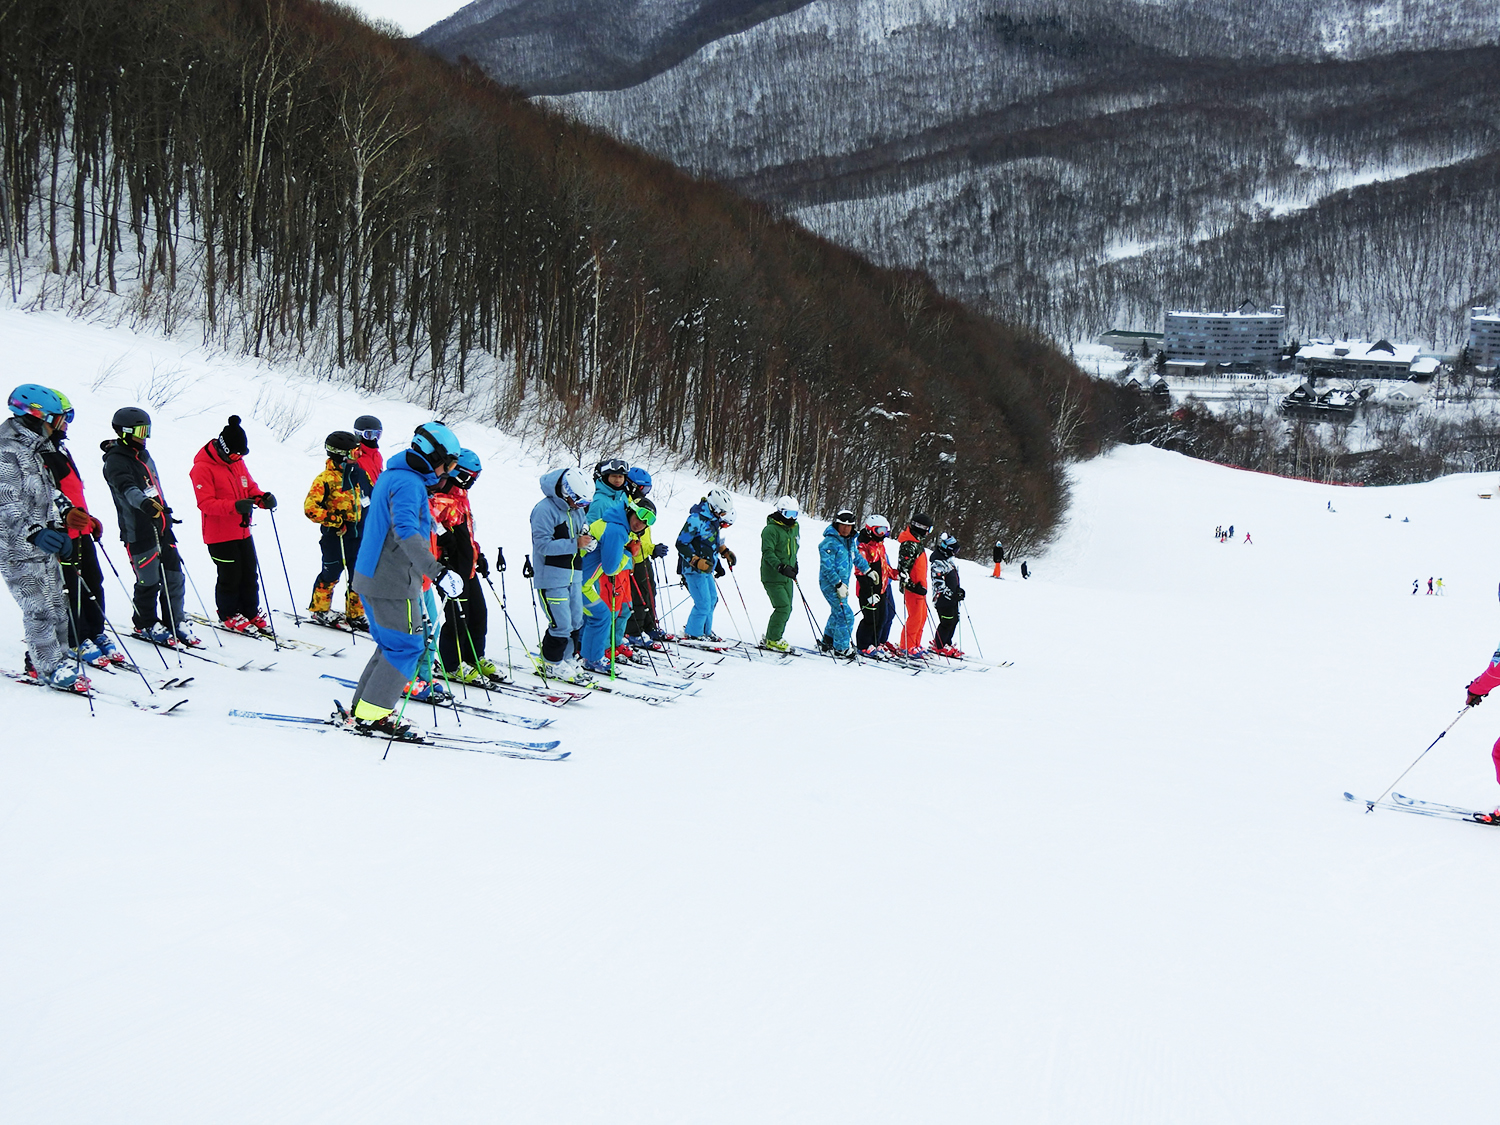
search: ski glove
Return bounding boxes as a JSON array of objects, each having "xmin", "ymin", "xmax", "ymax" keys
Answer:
[
  {"xmin": 714, "ymin": 562, "xmax": 725, "ymax": 578},
  {"xmin": 436, "ymin": 569, "xmax": 465, "ymax": 598},
  {"xmin": 64, "ymin": 507, "xmax": 92, "ymax": 533},
  {"xmin": 956, "ymin": 588, "xmax": 966, "ymax": 601},
  {"xmin": 906, "ymin": 581, "xmax": 927, "ymax": 596},
  {"xmin": 234, "ymin": 498, "xmax": 256, "ymax": 516},
  {"xmin": 692, "ymin": 556, "xmax": 713, "ymax": 573},
  {"xmin": 141, "ymin": 497, "xmax": 164, "ymax": 517},
  {"xmin": 475, "ymin": 552, "xmax": 490, "ymax": 578},
  {"xmin": 835, "ymin": 583, "xmax": 849, "ymax": 599},
  {"xmin": 1469, "ymin": 691, "xmax": 1485, "ymax": 707},
  {"xmin": 256, "ymin": 492, "xmax": 277, "ymax": 510},
  {"xmin": 652, "ymin": 543, "xmax": 669, "ymax": 559},
  {"xmin": 28, "ymin": 526, "xmax": 72, "ymax": 558},
  {"xmin": 720, "ymin": 546, "xmax": 737, "ymax": 567},
  {"xmin": 778, "ymin": 564, "xmax": 798, "ymax": 579},
  {"xmin": 864, "ymin": 593, "xmax": 881, "ymax": 608},
  {"xmin": 89, "ymin": 515, "xmax": 103, "ymax": 541}
]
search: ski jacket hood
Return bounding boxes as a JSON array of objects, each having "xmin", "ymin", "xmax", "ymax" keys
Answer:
[
  {"xmin": 190, "ymin": 441, "xmax": 262, "ymax": 545},
  {"xmin": 530, "ymin": 468, "xmax": 587, "ymax": 589},
  {"xmin": 676, "ymin": 498, "xmax": 724, "ymax": 569}
]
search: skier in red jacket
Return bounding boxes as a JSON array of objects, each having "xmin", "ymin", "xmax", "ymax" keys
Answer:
[
  {"xmin": 190, "ymin": 416, "xmax": 276, "ymax": 633},
  {"xmin": 896, "ymin": 512, "xmax": 933, "ymax": 656},
  {"xmin": 1464, "ymin": 645, "xmax": 1500, "ymax": 820},
  {"xmin": 352, "ymin": 414, "xmax": 384, "ymax": 486}
]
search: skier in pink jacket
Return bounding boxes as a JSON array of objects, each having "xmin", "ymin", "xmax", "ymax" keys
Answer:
[{"xmin": 1464, "ymin": 646, "xmax": 1500, "ymax": 809}]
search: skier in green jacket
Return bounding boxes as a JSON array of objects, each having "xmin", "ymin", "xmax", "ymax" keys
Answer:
[{"xmin": 760, "ymin": 495, "xmax": 800, "ymax": 652}]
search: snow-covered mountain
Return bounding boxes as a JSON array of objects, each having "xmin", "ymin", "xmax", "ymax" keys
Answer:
[
  {"xmin": 418, "ymin": 0, "xmax": 816, "ymax": 94},
  {"xmin": 474, "ymin": 0, "xmax": 1500, "ymax": 349},
  {"xmin": 10, "ymin": 300, "xmax": 1500, "ymax": 1122}
]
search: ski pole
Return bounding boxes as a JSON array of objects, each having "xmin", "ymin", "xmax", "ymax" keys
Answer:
[
  {"xmin": 73, "ymin": 556, "xmax": 154, "ymax": 694},
  {"xmin": 793, "ymin": 578, "xmax": 835, "ymax": 659},
  {"xmin": 496, "ymin": 548, "xmax": 511, "ymax": 678},
  {"xmin": 338, "ymin": 530, "xmax": 357, "ymax": 647},
  {"xmin": 626, "ymin": 570, "xmax": 663, "ymax": 675},
  {"xmin": 267, "ymin": 507, "xmax": 300, "ymax": 625},
  {"xmin": 1366, "ymin": 707, "xmax": 1472, "ymax": 812},
  {"xmin": 57, "ymin": 550, "xmax": 93, "ymax": 714},
  {"xmin": 152, "ymin": 528, "xmax": 184, "ymax": 669},
  {"xmin": 248, "ymin": 537, "xmax": 284, "ymax": 652},
  {"xmin": 712, "ymin": 575, "xmax": 751, "ymax": 659},
  {"xmin": 480, "ymin": 568, "xmax": 532, "ymax": 683},
  {"xmin": 523, "ymin": 555, "xmax": 543, "ymax": 647},
  {"xmin": 182, "ymin": 555, "xmax": 224, "ymax": 646},
  {"xmin": 960, "ymin": 602, "xmax": 984, "ymax": 659},
  {"xmin": 98, "ymin": 540, "xmax": 169, "ymax": 669}
]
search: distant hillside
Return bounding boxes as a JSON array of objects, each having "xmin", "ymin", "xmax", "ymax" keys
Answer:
[
  {"xmin": 496, "ymin": 0, "xmax": 1500, "ymax": 349},
  {"xmin": 418, "ymin": 0, "xmax": 816, "ymax": 94}
]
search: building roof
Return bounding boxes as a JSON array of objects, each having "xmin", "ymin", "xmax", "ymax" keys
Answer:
[
  {"xmin": 1166, "ymin": 306, "xmax": 1285, "ymax": 319},
  {"xmin": 1296, "ymin": 339, "xmax": 1422, "ymax": 365}
]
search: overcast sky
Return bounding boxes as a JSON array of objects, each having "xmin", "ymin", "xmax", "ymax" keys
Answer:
[{"xmin": 343, "ymin": 0, "xmax": 469, "ymax": 36}]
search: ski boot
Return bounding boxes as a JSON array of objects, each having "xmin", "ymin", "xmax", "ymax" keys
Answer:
[
  {"xmin": 175, "ymin": 624, "xmax": 203, "ymax": 648},
  {"xmin": 761, "ymin": 637, "xmax": 791, "ymax": 653},
  {"xmin": 223, "ymin": 614, "xmax": 255, "ymax": 634},
  {"xmin": 408, "ymin": 679, "xmax": 452, "ymax": 704},
  {"xmin": 473, "ymin": 656, "xmax": 500, "ymax": 679},
  {"xmin": 311, "ymin": 609, "xmax": 342, "ymax": 627},
  {"xmin": 134, "ymin": 623, "xmax": 177, "ymax": 647},
  {"xmin": 71, "ymin": 637, "xmax": 108, "ymax": 667},
  {"xmin": 247, "ymin": 613, "xmax": 273, "ymax": 634},
  {"xmin": 349, "ymin": 711, "xmax": 421, "ymax": 740},
  {"xmin": 94, "ymin": 633, "xmax": 125, "ymax": 665}
]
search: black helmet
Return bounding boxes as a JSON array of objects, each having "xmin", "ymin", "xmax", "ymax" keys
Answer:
[
  {"xmin": 112, "ymin": 405, "xmax": 151, "ymax": 439},
  {"xmin": 594, "ymin": 457, "xmax": 629, "ymax": 482},
  {"xmin": 325, "ymin": 431, "xmax": 359, "ymax": 461},
  {"xmin": 909, "ymin": 511, "xmax": 933, "ymax": 537},
  {"xmin": 353, "ymin": 415, "xmax": 383, "ymax": 444}
]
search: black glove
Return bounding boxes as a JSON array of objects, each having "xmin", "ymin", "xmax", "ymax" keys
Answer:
[
  {"xmin": 234, "ymin": 498, "xmax": 256, "ymax": 518},
  {"xmin": 1469, "ymin": 691, "xmax": 1485, "ymax": 707},
  {"xmin": 476, "ymin": 552, "xmax": 490, "ymax": 578},
  {"xmin": 778, "ymin": 563, "xmax": 798, "ymax": 579},
  {"xmin": 522, "ymin": 555, "xmax": 534, "ymax": 579},
  {"xmin": 257, "ymin": 492, "xmax": 277, "ymax": 510},
  {"xmin": 714, "ymin": 562, "xmax": 725, "ymax": 578},
  {"xmin": 28, "ymin": 526, "xmax": 72, "ymax": 559},
  {"xmin": 652, "ymin": 543, "xmax": 669, "ymax": 559},
  {"xmin": 908, "ymin": 581, "xmax": 927, "ymax": 596},
  {"xmin": 956, "ymin": 588, "xmax": 966, "ymax": 601},
  {"xmin": 141, "ymin": 497, "xmax": 164, "ymax": 517}
]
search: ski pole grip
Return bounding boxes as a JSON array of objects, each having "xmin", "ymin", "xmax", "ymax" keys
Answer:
[
  {"xmin": 497, "ymin": 547, "xmax": 507, "ymax": 572},
  {"xmin": 522, "ymin": 554, "xmax": 534, "ymax": 579}
]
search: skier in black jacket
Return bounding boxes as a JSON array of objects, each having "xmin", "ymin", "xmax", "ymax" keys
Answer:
[{"xmin": 100, "ymin": 406, "xmax": 196, "ymax": 646}]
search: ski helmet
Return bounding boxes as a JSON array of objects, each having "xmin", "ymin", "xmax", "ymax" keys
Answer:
[
  {"xmin": 594, "ymin": 457, "xmax": 629, "ymax": 483},
  {"xmin": 705, "ymin": 486, "xmax": 735, "ymax": 524},
  {"xmin": 863, "ymin": 514, "xmax": 890, "ymax": 538},
  {"xmin": 49, "ymin": 389, "xmax": 75, "ymax": 428},
  {"xmin": 353, "ymin": 415, "xmax": 383, "ymax": 444},
  {"xmin": 8, "ymin": 384, "xmax": 69, "ymax": 424},
  {"xmin": 625, "ymin": 466, "xmax": 653, "ymax": 498},
  {"xmin": 626, "ymin": 495, "xmax": 657, "ymax": 527},
  {"xmin": 833, "ymin": 508, "xmax": 857, "ymax": 526},
  {"xmin": 555, "ymin": 467, "xmax": 595, "ymax": 510},
  {"xmin": 451, "ymin": 448, "xmax": 482, "ymax": 488},
  {"xmin": 111, "ymin": 405, "xmax": 151, "ymax": 440},
  {"xmin": 909, "ymin": 512, "xmax": 933, "ymax": 537},
  {"xmin": 774, "ymin": 495, "xmax": 800, "ymax": 520},
  {"xmin": 411, "ymin": 420, "xmax": 461, "ymax": 465},
  {"xmin": 325, "ymin": 431, "xmax": 359, "ymax": 461},
  {"xmin": 934, "ymin": 533, "xmax": 959, "ymax": 556}
]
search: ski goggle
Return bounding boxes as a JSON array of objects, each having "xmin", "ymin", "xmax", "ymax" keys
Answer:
[
  {"xmin": 451, "ymin": 465, "xmax": 480, "ymax": 488},
  {"xmin": 355, "ymin": 428, "xmax": 381, "ymax": 442},
  {"xmin": 625, "ymin": 498, "xmax": 656, "ymax": 527},
  {"xmin": 778, "ymin": 506, "xmax": 799, "ymax": 521},
  {"xmin": 120, "ymin": 422, "xmax": 150, "ymax": 440}
]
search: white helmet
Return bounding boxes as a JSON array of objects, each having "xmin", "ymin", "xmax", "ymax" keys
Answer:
[
  {"xmin": 556, "ymin": 467, "xmax": 595, "ymax": 510},
  {"xmin": 864, "ymin": 513, "xmax": 890, "ymax": 537},
  {"xmin": 774, "ymin": 494, "xmax": 799, "ymax": 519},
  {"xmin": 705, "ymin": 486, "xmax": 735, "ymax": 524}
]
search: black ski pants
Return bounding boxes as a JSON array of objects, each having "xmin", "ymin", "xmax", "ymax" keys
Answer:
[
  {"xmin": 60, "ymin": 534, "xmax": 105, "ymax": 646},
  {"xmin": 625, "ymin": 558, "xmax": 658, "ymax": 635},
  {"xmin": 439, "ymin": 574, "xmax": 487, "ymax": 672},
  {"xmin": 934, "ymin": 594, "xmax": 960, "ymax": 647},
  {"xmin": 207, "ymin": 537, "xmax": 261, "ymax": 621}
]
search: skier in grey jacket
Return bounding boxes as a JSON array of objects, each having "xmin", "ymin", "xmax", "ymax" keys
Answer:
[
  {"xmin": 0, "ymin": 385, "xmax": 88, "ymax": 691},
  {"xmin": 529, "ymin": 467, "xmax": 594, "ymax": 676}
]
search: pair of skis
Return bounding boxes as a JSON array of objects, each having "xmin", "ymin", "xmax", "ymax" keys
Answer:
[
  {"xmin": 228, "ymin": 705, "xmax": 567, "ymax": 761},
  {"xmin": 1344, "ymin": 791, "xmax": 1500, "ymax": 826},
  {"xmin": 1, "ymin": 666, "xmax": 191, "ymax": 714},
  {"xmin": 189, "ymin": 613, "xmax": 341, "ymax": 657},
  {"xmin": 317, "ymin": 673, "xmax": 554, "ymax": 730}
]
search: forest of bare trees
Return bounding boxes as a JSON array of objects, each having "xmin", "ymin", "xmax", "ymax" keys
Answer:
[{"xmin": 0, "ymin": 0, "xmax": 1122, "ymax": 552}]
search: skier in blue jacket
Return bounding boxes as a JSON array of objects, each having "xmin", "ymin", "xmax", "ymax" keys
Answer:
[
  {"xmin": 348, "ymin": 421, "xmax": 463, "ymax": 737},
  {"xmin": 529, "ymin": 467, "xmax": 594, "ymax": 677},
  {"xmin": 675, "ymin": 486, "xmax": 735, "ymax": 640},
  {"xmin": 817, "ymin": 507, "xmax": 863, "ymax": 658}
]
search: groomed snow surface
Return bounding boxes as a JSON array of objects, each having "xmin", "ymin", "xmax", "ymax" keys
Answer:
[{"xmin": 5, "ymin": 306, "xmax": 1500, "ymax": 1123}]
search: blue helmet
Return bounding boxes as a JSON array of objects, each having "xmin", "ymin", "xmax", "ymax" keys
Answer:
[
  {"xmin": 412, "ymin": 420, "xmax": 460, "ymax": 465},
  {"xmin": 8, "ymin": 383, "xmax": 70, "ymax": 424},
  {"xmin": 451, "ymin": 448, "xmax": 482, "ymax": 488},
  {"xmin": 625, "ymin": 466, "xmax": 652, "ymax": 498}
]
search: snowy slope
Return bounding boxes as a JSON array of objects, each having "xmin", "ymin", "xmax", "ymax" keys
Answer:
[{"xmin": 5, "ymin": 305, "xmax": 1500, "ymax": 1122}]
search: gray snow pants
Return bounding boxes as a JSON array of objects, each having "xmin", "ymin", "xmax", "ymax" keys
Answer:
[{"xmin": 0, "ymin": 555, "xmax": 70, "ymax": 676}]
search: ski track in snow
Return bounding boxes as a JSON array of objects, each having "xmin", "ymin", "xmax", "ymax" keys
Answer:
[{"xmin": 4, "ymin": 305, "xmax": 1500, "ymax": 1121}]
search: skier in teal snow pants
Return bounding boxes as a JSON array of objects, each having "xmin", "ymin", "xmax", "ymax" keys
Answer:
[
  {"xmin": 760, "ymin": 495, "xmax": 800, "ymax": 652},
  {"xmin": 818, "ymin": 507, "xmax": 862, "ymax": 656}
]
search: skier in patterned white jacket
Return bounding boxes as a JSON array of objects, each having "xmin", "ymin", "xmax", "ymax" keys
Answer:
[{"xmin": 0, "ymin": 385, "xmax": 89, "ymax": 691}]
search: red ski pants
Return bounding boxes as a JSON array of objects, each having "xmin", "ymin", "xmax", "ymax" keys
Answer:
[{"xmin": 901, "ymin": 590, "xmax": 928, "ymax": 651}]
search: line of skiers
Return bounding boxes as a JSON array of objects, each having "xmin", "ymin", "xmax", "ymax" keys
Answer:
[{"xmin": 526, "ymin": 461, "xmax": 973, "ymax": 682}]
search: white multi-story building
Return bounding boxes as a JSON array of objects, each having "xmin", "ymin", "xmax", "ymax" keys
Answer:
[
  {"xmin": 1470, "ymin": 307, "xmax": 1500, "ymax": 367},
  {"xmin": 1164, "ymin": 303, "xmax": 1286, "ymax": 367}
]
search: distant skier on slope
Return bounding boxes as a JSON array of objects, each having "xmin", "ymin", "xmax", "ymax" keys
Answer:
[
  {"xmin": 529, "ymin": 466, "xmax": 594, "ymax": 679},
  {"xmin": 759, "ymin": 495, "xmax": 800, "ymax": 653},
  {"xmin": 897, "ymin": 512, "xmax": 933, "ymax": 656},
  {"xmin": 854, "ymin": 514, "xmax": 894, "ymax": 653},
  {"xmin": 0, "ymin": 384, "xmax": 89, "ymax": 692},
  {"xmin": 675, "ymin": 487, "xmax": 735, "ymax": 642},
  {"xmin": 991, "ymin": 539, "xmax": 1004, "ymax": 578}
]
